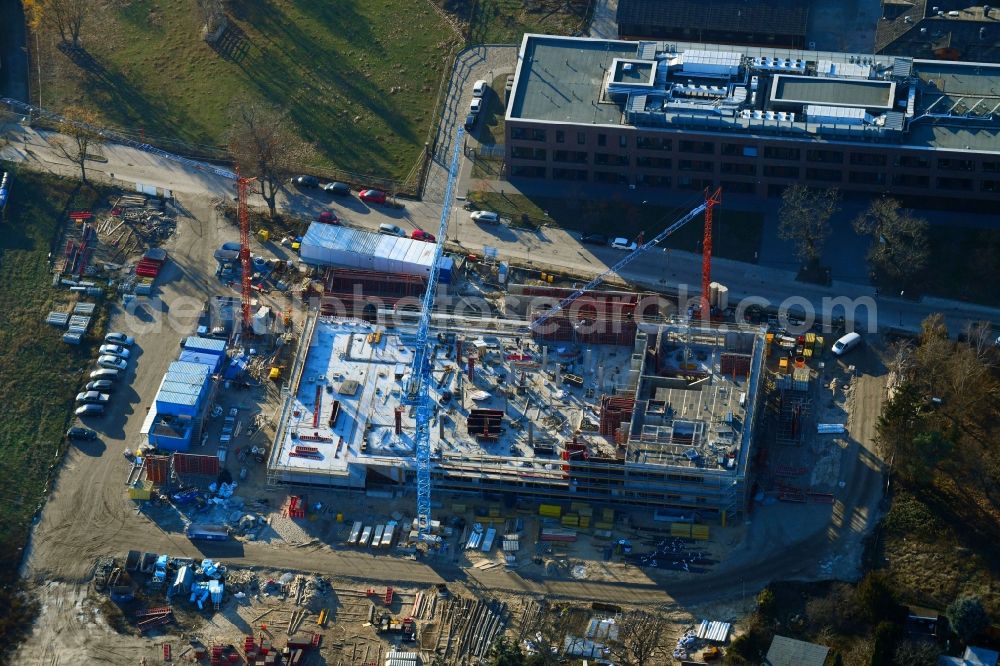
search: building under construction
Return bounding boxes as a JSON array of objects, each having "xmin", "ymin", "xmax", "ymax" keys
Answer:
[{"xmin": 266, "ymin": 303, "xmax": 766, "ymax": 521}]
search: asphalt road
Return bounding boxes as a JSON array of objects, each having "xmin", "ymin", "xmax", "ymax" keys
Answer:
[{"xmin": 3, "ymin": 124, "xmax": 999, "ymax": 338}]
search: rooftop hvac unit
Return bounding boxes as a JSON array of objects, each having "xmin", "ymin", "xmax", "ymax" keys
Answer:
[
  {"xmin": 788, "ymin": 112, "xmax": 796, "ymax": 122},
  {"xmin": 778, "ymin": 111, "xmax": 787, "ymax": 121},
  {"xmin": 765, "ymin": 111, "xmax": 776, "ymax": 120},
  {"xmin": 753, "ymin": 110, "xmax": 764, "ymax": 119}
]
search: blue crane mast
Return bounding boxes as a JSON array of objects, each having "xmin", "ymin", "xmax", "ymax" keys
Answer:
[{"xmin": 403, "ymin": 128, "xmax": 464, "ymax": 538}]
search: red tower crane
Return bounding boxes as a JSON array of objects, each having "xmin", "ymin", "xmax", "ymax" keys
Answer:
[
  {"xmin": 236, "ymin": 170, "xmax": 256, "ymax": 331},
  {"xmin": 700, "ymin": 186, "xmax": 723, "ymax": 316}
]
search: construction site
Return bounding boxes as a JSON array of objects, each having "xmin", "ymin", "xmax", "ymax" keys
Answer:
[
  {"xmin": 9, "ymin": 110, "xmax": 891, "ymax": 665},
  {"xmin": 266, "ymin": 311, "xmax": 767, "ymax": 524}
]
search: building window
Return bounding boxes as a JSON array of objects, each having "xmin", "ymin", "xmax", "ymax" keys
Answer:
[
  {"xmin": 555, "ymin": 130, "xmax": 565, "ymax": 144},
  {"xmin": 720, "ymin": 163, "xmax": 756, "ymax": 176},
  {"xmin": 848, "ymin": 171, "xmax": 886, "ymax": 185},
  {"xmin": 806, "ymin": 149, "xmax": 843, "ymax": 164},
  {"xmin": 679, "ymin": 159, "xmax": 713, "ymax": 173},
  {"xmin": 805, "ymin": 168, "xmax": 842, "ymax": 182},
  {"xmin": 619, "ymin": 135, "xmax": 628, "ymax": 148},
  {"xmin": 636, "ymin": 156, "xmax": 671, "ymax": 169},
  {"xmin": 982, "ymin": 180, "xmax": 1000, "ymax": 192},
  {"xmin": 891, "ymin": 173, "xmax": 929, "ymax": 188},
  {"xmin": 595, "ymin": 153, "xmax": 628, "ymax": 167},
  {"xmin": 594, "ymin": 171, "xmax": 628, "ymax": 184},
  {"xmin": 721, "ymin": 143, "xmax": 758, "ymax": 157},
  {"xmin": 677, "ymin": 176, "xmax": 713, "ymax": 191},
  {"xmin": 849, "ymin": 153, "xmax": 887, "ymax": 167},
  {"xmin": 553, "ymin": 150, "xmax": 588, "ymax": 164},
  {"xmin": 637, "ymin": 174, "xmax": 672, "ymax": 188},
  {"xmin": 983, "ymin": 161, "xmax": 1000, "ymax": 173},
  {"xmin": 510, "ymin": 127, "xmax": 546, "ymax": 142},
  {"xmin": 936, "ymin": 176, "xmax": 974, "ymax": 191},
  {"xmin": 511, "ymin": 146, "xmax": 546, "ymax": 161},
  {"xmin": 895, "ymin": 155, "xmax": 929, "ymax": 169},
  {"xmin": 763, "ymin": 146, "xmax": 800, "ymax": 161},
  {"xmin": 636, "ymin": 137, "xmax": 672, "ymax": 151},
  {"xmin": 763, "ymin": 165, "xmax": 800, "ymax": 178},
  {"xmin": 597, "ymin": 133, "xmax": 607, "ymax": 147},
  {"xmin": 937, "ymin": 158, "xmax": 975, "ymax": 172},
  {"xmin": 721, "ymin": 180, "xmax": 755, "ymax": 194},
  {"xmin": 510, "ymin": 165, "xmax": 546, "ymax": 178},
  {"xmin": 577, "ymin": 132, "xmax": 586, "ymax": 145},
  {"xmin": 678, "ymin": 140, "xmax": 715, "ymax": 155},
  {"xmin": 552, "ymin": 168, "xmax": 588, "ymax": 181}
]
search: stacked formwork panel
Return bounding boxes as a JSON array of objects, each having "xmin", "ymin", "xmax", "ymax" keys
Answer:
[
  {"xmin": 599, "ymin": 396, "xmax": 635, "ymax": 437},
  {"xmin": 321, "ymin": 267, "xmax": 427, "ymax": 319}
]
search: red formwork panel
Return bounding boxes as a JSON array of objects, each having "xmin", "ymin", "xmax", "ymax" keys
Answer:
[
  {"xmin": 720, "ymin": 353, "xmax": 752, "ymax": 376},
  {"xmin": 520, "ymin": 285, "xmax": 645, "ymax": 345},
  {"xmin": 144, "ymin": 455, "xmax": 171, "ymax": 485},
  {"xmin": 171, "ymin": 453, "xmax": 220, "ymax": 477}
]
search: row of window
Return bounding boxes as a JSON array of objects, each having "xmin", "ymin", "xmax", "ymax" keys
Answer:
[
  {"xmin": 510, "ymin": 128, "xmax": 1000, "ymax": 172},
  {"xmin": 509, "ymin": 165, "xmax": 1000, "ymax": 194}
]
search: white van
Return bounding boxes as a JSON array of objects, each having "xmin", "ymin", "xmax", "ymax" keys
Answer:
[
  {"xmin": 831, "ymin": 331, "xmax": 861, "ymax": 356},
  {"xmin": 472, "ymin": 80, "xmax": 488, "ymax": 98}
]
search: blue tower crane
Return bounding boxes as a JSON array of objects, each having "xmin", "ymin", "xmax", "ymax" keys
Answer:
[{"xmin": 403, "ymin": 128, "xmax": 464, "ymax": 538}]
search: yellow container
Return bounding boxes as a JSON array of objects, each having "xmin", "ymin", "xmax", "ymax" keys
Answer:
[
  {"xmin": 579, "ymin": 516, "xmax": 591, "ymax": 528},
  {"xmin": 539, "ymin": 503, "xmax": 562, "ymax": 518},
  {"xmin": 805, "ymin": 332, "xmax": 816, "ymax": 345},
  {"xmin": 258, "ymin": 229, "xmax": 270, "ymax": 241},
  {"xmin": 594, "ymin": 521, "xmax": 613, "ymax": 530},
  {"xmin": 602, "ymin": 508, "xmax": 614, "ymax": 521},
  {"xmin": 561, "ymin": 515, "xmax": 579, "ymax": 526},
  {"xmin": 269, "ymin": 367, "xmax": 281, "ymax": 380},
  {"xmin": 291, "ymin": 241, "xmax": 301, "ymax": 251},
  {"xmin": 691, "ymin": 524, "xmax": 711, "ymax": 540},
  {"xmin": 765, "ymin": 332, "xmax": 774, "ymax": 345},
  {"xmin": 803, "ymin": 347, "xmax": 813, "ymax": 358},
  {"xmin": 128, "ymin": 486, "xmax": 152, "ymax": 500},
  {"xmin": 671, "ymin": 523, "xmax": 692, "ymax": 538},
  {"xmin": 336, "ymin": 513, "xmax": 344, "ymax": 522},
  {"xmin": 778, "ymin": 357, "xmax": 789, "ymax": 373}
]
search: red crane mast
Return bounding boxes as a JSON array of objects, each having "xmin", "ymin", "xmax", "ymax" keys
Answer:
[
  {"xmin": 236, "ymin": 170, "xmax": 255, "ymax": 331},
  {"xmin": 701, "ymin": 187, "xmax": 723, "ymax": 316}
]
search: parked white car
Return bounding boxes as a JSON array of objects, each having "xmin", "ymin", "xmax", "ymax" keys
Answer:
[
  {"xmin": 470, "ymin": 210, "xmax": 499, "ymax": 224},
  {"xmin": 611, "ymin": 237, "xmax": 638, "ymax": 251},
  {"xmin": 99, "ymin": 344, "xmax": 130, "ymax": 359},
  {"xmin": 104, "ymin": 332, "xmax": 135, "ymax": 346},
  {"xmin": 75, "ymin": 391, "xmax": 110, "ymax": 404},
  {"xmin": 97, "ymin": 355, "xmax": 128, "ymax": 370}
]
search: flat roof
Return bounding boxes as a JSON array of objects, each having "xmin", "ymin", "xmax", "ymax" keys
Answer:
[
  {"xmin": 509, "ymin": 35, "xmax": 638, "ymax": 124},
  {"xmin": 507, "ymin": 35, "xmax": 1000, "ymax": 154},
  {"xmin": 772, "ymin": 75, "xmax": 895, "ymax": 109}
]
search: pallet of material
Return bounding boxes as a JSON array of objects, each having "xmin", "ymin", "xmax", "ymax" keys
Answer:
[
  {"xmin": 46, "ymin": 312, "xmax": 70, "ymax": 327},
  {"xmin": 73, "ymin": 302, "xmax": 96, "ymax": 315}
]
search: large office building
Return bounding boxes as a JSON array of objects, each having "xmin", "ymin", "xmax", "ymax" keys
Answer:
[{"xmin": 504, "ymin": 35, "xmax": 1000, "ymax": 204}]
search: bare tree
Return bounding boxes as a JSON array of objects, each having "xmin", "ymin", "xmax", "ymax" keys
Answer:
[
  {"xmin": 24, "ymin": 0, "xmax": 87, "ymax": 48},
  {"xmin": 605, "ymin": 611, "xmax": 666, "ymax": 666},
  {"xmin": 228, "ymin": 100, "xmax": 312, "ymax": 219},
  {"xmin": 196, "ymin": 0, "xmax": 227, "ymax": 41},
  {"xmin": 54, "ymin": 106, "xmax": 102, "ymax": 183},
  {"xmin": 853, "ymin": 197, "xmax": 929, "ymax": 286},
  {"xmin": 778, "ymin": 184, "xmax": 840, "ymax": 266}
]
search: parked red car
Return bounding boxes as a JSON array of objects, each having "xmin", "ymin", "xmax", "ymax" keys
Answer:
[
  {"xmin": 359, "ymin": 189, "xmax": 387, "ymax": 205},
  {"xmin": 317, "ymin": 210, "xmax": 339, "ymax": 224},
  {"xmin": 411, "ymin": 229, "xmax": 436, "ymax": 242}
]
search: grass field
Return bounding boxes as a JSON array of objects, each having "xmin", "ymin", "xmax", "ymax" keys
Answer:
[
  {"xmin": 35, "ymin": 0, "xmax": 458, "ymax": 181},
  {"xmin": 922, "ymin": 226, "xmax": 1000, "ymax": 306},
  {"xmin": 0, "ymin": 167, "xmax": 105, "ymax": 570},
  {"xmin": 468, "ymin": 191, "xmax": 764, "ymax": 263},
  {"xmin": 438, "ymin": 0, "xmax": 591, "ymax": 43}
]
